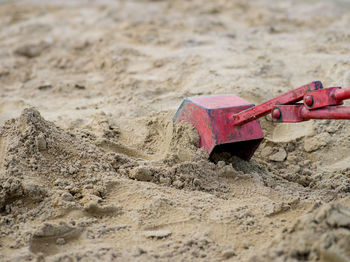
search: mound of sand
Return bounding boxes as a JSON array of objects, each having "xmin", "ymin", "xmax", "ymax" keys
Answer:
[{"xmin": 0, "ymin": 107, "xmax": 116, "ymax": 211}]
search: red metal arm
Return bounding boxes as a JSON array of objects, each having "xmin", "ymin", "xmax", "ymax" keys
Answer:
[
  {"xmin": 303, "ymin": 86, "xmax": 350, "ymax": 110},
  {"xmin": 334, "ymin": 87, "xmax": 350, "ymax": 101},
  {"xmin": 272, "ymin": 105, "xmax": 350, "ymax": 123},
  {"xmin": 303, "ymin": 87, "xmax": 343, "ymax": 109},
  {"xmin": 232, "ymin": 81, "xmax": 323, "ymax": 126},
  {"xmin": 272, "ymin": 86, "xmax": 350, "ymax": 123}
]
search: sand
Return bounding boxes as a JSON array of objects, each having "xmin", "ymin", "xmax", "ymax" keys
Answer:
[{"xmin": 1, "ymin": 0, "xmax": 350, "ymax": 261}]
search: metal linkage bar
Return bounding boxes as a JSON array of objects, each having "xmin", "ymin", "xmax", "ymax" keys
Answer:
[
  {"xmin": 303, "ymin": 87, "xmax": 341, "ymax": 109},
  {"xmin": 231, "ymin": 81, "xmax": 323, "ymax": 126},
  {"xmin": 303, "ymin": 87, "xmax": 350, "ymax": 110},
  {"xmin": 271, "ymin": 105, "xmax": 350, "ymax": 123},
  {"xmin": 334, "ymin": 87, "xmax": 350, "ymax": 101}
]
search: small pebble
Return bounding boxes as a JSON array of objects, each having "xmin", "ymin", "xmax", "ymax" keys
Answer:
[
  {"xmin": 217, "ymin": 161, "xmax": 225, "ymax": 168},
  {"xmin": 143, "ymin": 230, "xmax": 172, "ymax": 239},
  {"xmin": 129, "ymin": 167, "xmax": 153, "ymax": 181},
  {"xmin": 36, "ymin": 134, "xmax": 47, "ymax": 151},
  {"xmin": 62, "ymin": 192, "xmax": 74, "ymax": 202},
  {"xmin": 56, "ymin": 238, "xmax": 66, "ymax": 245},
  {"xmin": 222, "ymin": 249, "xmax": 236, "ymax": 259},
  {"xmin": 269, "ymin": 148, "xmax": 287, "ymax": 162}
]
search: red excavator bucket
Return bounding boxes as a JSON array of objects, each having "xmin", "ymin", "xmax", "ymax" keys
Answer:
[
  {"xmin": 173, "ymin": 95, "xmax": 264, "ymax": 160},
  {"xmin": 175, "ymin": 81, "xmax": 350, "ymax": 161},
  {"xmin": 173, "ymin": 81, "xmax": 332, "ymax": 161}
]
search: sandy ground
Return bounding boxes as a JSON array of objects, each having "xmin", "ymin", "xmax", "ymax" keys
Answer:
[{"xmin": 1, "ymin": 0, "xmax": 350, "ymax": 261}]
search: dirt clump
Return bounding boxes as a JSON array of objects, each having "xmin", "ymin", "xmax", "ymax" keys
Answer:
[{"xmin": 251, "ymin": 203, "xmax": 350, "ymax": 262}]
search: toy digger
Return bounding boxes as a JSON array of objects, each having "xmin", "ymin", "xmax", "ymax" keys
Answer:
[{"xmin": 174, "ymin": 81, "xmax": 350, "ymax": 160}]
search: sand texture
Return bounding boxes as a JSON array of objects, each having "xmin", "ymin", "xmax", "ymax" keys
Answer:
[{"xmin": 1, "ymin": 0, "xmax": 350, "ymax": 261}]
